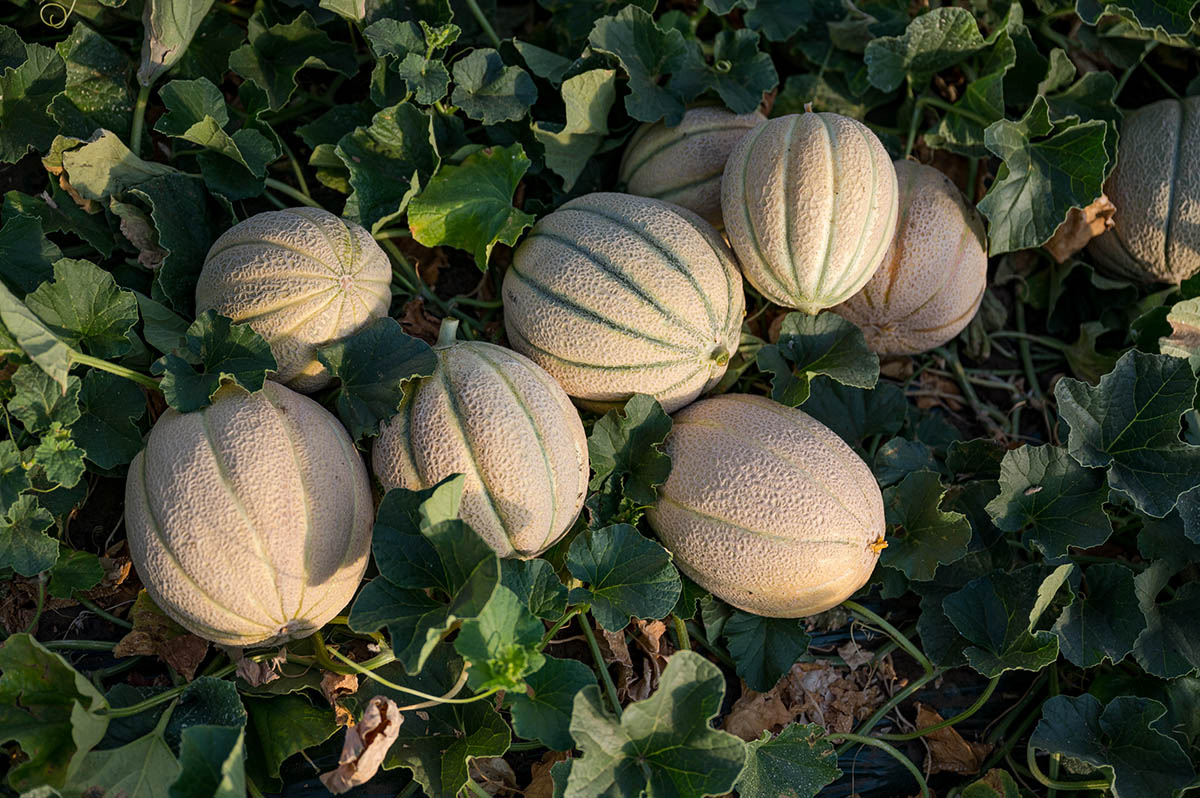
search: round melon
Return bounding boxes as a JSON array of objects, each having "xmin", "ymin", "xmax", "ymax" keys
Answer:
[
  {"xmin": 833, "ymin": 160, "xmax": 988, "ymax": 355},
  {"xmin": 124, "ymin": 382, "xmax": 374, "ymax": 647},
  {"xmin": 721, "ymin": 109, "xmax": 899, "ymax": 314},
  {"xmin": 1089, "ymin": 97, "xmax": 1200, "ymax": 285},
  {"xmin": 619, "ymin": 106, "xmax": 766, "ymax": 228},
  {"xmin": 646, "ymin": 394, "xmax": 886, "ymax": 617},
  {"xmin": 196, "ymin": 208, "xmax": 392, "ymax": 392},
  {"xmin": 502, "ymin": 192, "xmax": 745, "ymax": 414},
  {"xmin": 373, "ymin": 319, "xmax": 590, "ymax": 559}
]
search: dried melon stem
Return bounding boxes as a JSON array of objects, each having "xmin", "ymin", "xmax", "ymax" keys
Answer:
[{"xmin": 436, "ymin": 317, "xmax": 461, "ymax": 348}]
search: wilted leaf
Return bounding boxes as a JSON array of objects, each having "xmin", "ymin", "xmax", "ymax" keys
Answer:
[
  {"xmin": 320, "ymin": 696, "xmax": 402, "ymax": 794},
  {"xmin": 113, "ymin": 590, "xmax": 210, "ymax": 680},
  {"xmin": 1043, "ymin": 195, "xmax": 1115, "ymax": 263}
]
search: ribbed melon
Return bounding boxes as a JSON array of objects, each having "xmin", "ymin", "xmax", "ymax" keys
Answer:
[
  {"xmin": 372, "ymin": 319, "xmax": 589, "ymax": 559},
  {"xmin": 646, "ymin": 394, "xmax": 885, "ymax": 617},
  {"xmin": 721, "ymin": 110, "xmax": 899, "ymax": 314},
  {"xmin": 834, "ymin": 160, "xmax": 987, "ymax": 355},
  {"xmin": 1089, "ymin": 97, "xmax": 1200, "ymax": 285},
  {"xmin": 502, "ymin": 192, "xmax": 744, "ymax": 414},
  {"xmin": 124, "ymin": 382, "xmax": 374, "ymax": 646},
  {"xmin": 619, "ymin": 106, "xmax": 765, "ymax": 228},
  {"xmin": 196, "ymin": 208, "xmax": 392, "ymax": 392}
]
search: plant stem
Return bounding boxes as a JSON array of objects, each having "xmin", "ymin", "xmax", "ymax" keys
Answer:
[
  {"xmin": 876, "ymin": 674, "xmax": 1000, "ymax": 741},
  {"xmin": 451, "ymin": 295, "xmax": 504, "ymax": 309},
  {"xmin": 540, "ymin": 606, "xmax": 583, "ymax": 648},
  {"xmin": 130, "ymin": 84, "xmax": 152, "ymax": 155},
  {"xmin": 581, "ymin": 617, "xmax": 622, "ymax": 718},
  {"xmin": 685, "ymin": 621, "xmax": 737, "ymax": 669},
  {"xmin": 24, "ymin": 577, "xmax": 46, "ymax": 634},
  {"xmin": 462, "ymin": 0, "xmax": 501, "ymax": 48},
  {"xmin": 103, "ymin": 663, "xmax": 238, "ymax": 717},
  {"xmin": 1026, "ymin": 744, "xmax": 1112, "ymax": 792},
  {"xmin": 263, "ymin": 178, "xmax": 324, "ymax": 209},
  {"xmin": 841, "ymin": 669, "xmax": 940, "ymax": 753},
  {"xmin": 464, "ymin": 780, "xmax": 491, "ymax": 798},
  {"xmin": 70, "ymin": 352, "xmax": 159, "ymax": 390},
  {"xmin": 76, "ymin": 597, "xmax": 133, "ymax": 630},
  {"xmin": 373, "ymin": 228, "xmax": 412, "ymax": 240},
  {"xmin": 327, "ymin": 647, "xmax": 494, "ymax": 706},
  {"xmin": 829, "ymin": 733, "xmax": 930, "ymax": 798},
  {"xmin": 45, "ymin": 639, "xmax": 119, "ymax": 651},
  {"xmin": 310, "ymin": 629, "xmax": 359, "ymax": 675},
  {"xmin": 842, "ymin": 600, "xmax": 934, "ymax": 676},
  {"xmin": 920, "ymin": 95, "xmax": 989, "ymax": 126},
  {"xmin": 277, "ymin": 135, "xmax": 312, "ymax": 200},
  {"xmin": 508, "ymin": 740, "xmax": 546, "ymax": 752},
  {"xmin": 671, "ymin": 614, "xmax": 691, "ymax": 651},
  {"xmin": 1139, "ymin": 60, "xmax": 1182, "ymax": 101}
]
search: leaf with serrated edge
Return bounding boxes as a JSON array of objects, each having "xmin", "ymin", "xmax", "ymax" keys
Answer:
[
  {"xmin": 566, "ymin": 523, "xmax": 681, "ymax": 631},
  {"xmin": 736, "ymin": 723, "xmax": 841, "ymax": 798},
  {"xmin": 506, "ymin": 654, "xmax": 596, "ymax": 751},
  {"xmin": 25, "ymin": 258, "xmax": 138, "ymax": 359},
  {"xmin": 757, "ymin": 312, "xmax": 878, "ymax": 407},
  {"xmin": 723, "ymin": 609, "xmax": 811, "ymax": 692},
  {"xmin": 150, "ymin": 310, "xmax": 276, "ymax": 413},
  {"xmin": 881, "ymin": 470, "xmax": 971, "ymax": 581},
  {"xmin": 1053, "ymin": 562, "xmax": 1141, "ymax": 668},
  {"xmin": 585, "ymin": 393, "xmax": 672, "ymax": 526},
  {"xmin": 500, "ymin": 557, "xmax": 568, "ymax": 620}
]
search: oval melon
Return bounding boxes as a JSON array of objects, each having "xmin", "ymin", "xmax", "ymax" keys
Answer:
[
  {"xmin": 1089, "ymin": 96, "xmax": 1200, "ymax": 285},
  {"xmin": 834, "ymin": 160, "xmax": 987, "ymax": 355},
  {"xmin": 373, "ymin": 319, "xmax": 590, "ymax": 559},
  {"xmin": 502, "ymin": 192, "xmax": 745, "ymax": 414},
  {"xmin": 619, "ymin": 106, "xmax": 765, "ymax": 228},
  {"xmin": 124, "ymin": 382, "xmax": 374, "ymax": 646},
  {"xmin": 196, "ymin": 208, "xmax": 393, "ymax": 392},
  {"xmin": 646, "ymin": 394, "xmax": 886, "ymax": 617},
  {"xmin": 721, "ymin": 110, "xmax": 899, "ymax": 314}
]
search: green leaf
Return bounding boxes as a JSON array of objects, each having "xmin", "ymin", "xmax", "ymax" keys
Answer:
[
  {"xmin": 864, "ymin": 7, "xmax": 986, "ymax": 92},
  {"xmin": 0, "ymin": 28, "xmax": 66, "ymax": 163},
  {"xmin": 944, "ymin": 564, "xmax": 1073, "ymax": 677},
  {"xmin": 363, "ymin": 19, "xmax": 425, "ymax": 59},
  {"xmin": 500, "ymin": 557, "xmax": 568, "ymax": 620},
  {"xmin": 506, "ymin": 654, "xmax": 596, "ymax": 751},
  {"xmin": 407, "ymin": 143, "xmax": 535, "ymax": 269},
  {"xmin": 743, "ymin": 0, "xmax": 813, "ymax": 42},
  {"xmin": 347, "ymin": 477, "xmax": 500, "ymax": 673},
  {"xmin": 0, "ymin": 633, "xmax": 108, "ymax": 791},
  {"xmin": 397, "ymin": 53, "xmax": 452, "ymax": 104},
  {"xmin": 0, "ymin": 280, "xmax": 73, "ymax": 390},
  {"xmin": 0, "ymin": 439, "xmax": 31, "ymax": 516},
  {"xmin": 567, "ymin": 523, "xmax": 681, "ymax": 631},
  {"xmin": 873, "ymin": 438, "xmax": 937, "ymax": 487},
  {"xmin": 514, "ymin": 40, "xmax": 572, "ymax": 84},
  {"xmin": 587, "ymin": 5, "xmax": 706, "ymax": 125},
  {"xmin": 135, "ymin": 293, "xmax": 190, "ymax": 356},
  {"xmin": 961, "ymin": 770, "xmax": 1021, "ymax": 798},
  {"xmin": 8, "ymin": 364, "xmax": 81, "ymax": 433},
  {"xmin": 74, "ymin": 370, "xmax": 147, "ymax": 470},
  {"xmin": 454, "ymin": 584, "xmax": 546, "ymax": 691},
  {"xmin": 1031, "ymin": 694, "xmax": 1194, "ymax": 797},
  {"xmin": 1052, "ymin": 562, "xmax": 1142, "ymax": 668},
  {"xmin": 736, "ymin": 723, "xmax": 842, "ymax": 798},
  {"xmin": 50, "ymin": 23, "xmax": 134, "ymax": 141},
  {"xmin": 317, "ymin": 317, "xmax": 437, "ymax": 439},
  {"xmin": 563, "ymin": 650, "xmax": 746, "ymax": 798},
  {"xmin": 881, "ymin": 470, "xmax": 971, "ymax": 582},
  {"xmin": 800, "ymin": 380, "xmax": 906, "ymax": 450},
  {"xmin": 986, "ymin": 444, "xmax": 1112, "ymax": 559},
  {"xmin": 33, "ymin": 422, "xmax": 86, "ymax": 489},
  {"xmin": 0, "ymin": 209, "xmax": 62, "ymax": 295},
  {"xmin": 25, "ymin": 258, "xmax": 138, "ymax": 359},
  {"xmin": 585, "ymin": 393, "xmax": 672, "ymax": 527},
  {"xmin": 1132, "ymin": 560, "xmax": 1200, "ymax": 679},
  {"xmin": 137, "ymin": 0, "xmax": 217, "ymax": 87},
  {"xmin": 450, "ymin": 48, "xmax": 537, "ymax": 124},
  {"xmin": 757, "ymin": 312, "xmax": 878, "ymax": 407},
  {"xmin": 708, "ymin": 28, "xmax": 778, "ymax": 114},
  {"xmin": 977, "ymin": 97, "xmax": 1109, "ymax": 255},
  {"xmin": 48, "ymin": 548, "xmax": 105, "ymax": 598},
  {"xmin": 722, "ymin": 610, "xmax": 811, "ymax": 692},
  {"xmin": 242, "ymin": 693, "xmax": 338, "ymax": 788},
  {"xmin": 66, "ymin": 705, "xmax": 180, "ymax": 798},
  {"xmin": 150, "ymin": 310, "xmax": 277, "ymax": 413},
  {"xmin": 336, "ymin": 102, "xmax": 440, "ymax": 234},
  {"xmin": 228, "ymin": 11, "xmax": 357, "ymax": 111},
  {"xmin": 925, "ymin": 28, "xmax": 1016, "ymax": 157},
  {"xmin": 1076, "ymin": 0, "xmax": 1200, "ymax": 36},
  {"xmin": 1056, "ymin": 350, "xmax": 1200, "ymax": 518},
  {"xmin": 533, "ymin": 68, "xmax": 618, "ymax": 190},
  {"xmin": 0, "ymin": 494, "xmax": 57, "ymax": 577},
  {"xmin": 169, "ymin": 725, "xmax": 245, "ymax": 798}
]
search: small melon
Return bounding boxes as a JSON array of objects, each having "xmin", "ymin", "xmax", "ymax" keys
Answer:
[
  {"xmin": 721, "ymin": 110, "xmax": 899, "ymax": 314},
  {"xmin": 619, "ymin": 106, "xmax": 766, "ymax": 228},
  {"xmin": 196, "ymin": 208, "xmax": 392, "ymax": 392},
  {"xmin": 124, "ymin": 382, "xmax": 374, "ymax": 646},
  {"xmin": 1089, "ymin": 97, "xmax": 1200, "ymax": 285},
  {"xmin": 373, "ymin": 318, "xmax": 590, "ymax": 559},
  {"xmin": 646, "ymin": 394, "xmax": 885, "ymax": 617},
  {"xmin": 833, "ymin": 160, "xmax": 988, "ymax": 355},
  {"xmin": 502, "ymin": 192, "xmax": 744, "ymax": 413}
]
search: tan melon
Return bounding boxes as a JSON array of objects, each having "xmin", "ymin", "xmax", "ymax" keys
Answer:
[
  {"xmin": 833, "ymin": 160, "xmax": 987, "ymax": 355},
  {"xmin": 196, "ymin": 208, "xmax": 392, "ymax": 392},
  {"xmin": 373, "ymin": 319, "xmax": 589, "ymax": 559},
  {"xmin": 619, "ymin": 106, "xmax": 765, "ymax": 228},
  {"xmin": 502, "ymin": 192, "xmax": 744, "ymax": 414},
  {"xmin": 124, "ymin": 382, "xmax": 374, "ymax": 646},
  {"xmin": 1089, "ymin": 97, "xmax": 1200, "ymax": 285},
  {"xmin": 646, "ymin": 394, "xmax": 885, "ymax": 617},
  {"xmin": 721, "ymin": 110, "xmax": 899, "ymax": 314}
]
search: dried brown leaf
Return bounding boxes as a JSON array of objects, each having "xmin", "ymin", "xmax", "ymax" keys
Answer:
[
  {"xmin": 723, "ymin": 687, "xmax": 798, "ymax": 741},
  {"xmin": 322, "ymin": 671, "xmax": 360, "ymax": 727},
  {"xmin": 836, "ymin": 640, "xmax": 874, "ymax": 671},
  {"xmin": 1044, "ymin": 195, "xmax": 1116, "ymax": 263},
  {"xmin": 916, "ymin": 703, "xmax": 992, "ymax": 775},
  {"xmin": 113, "ymin": 590, "xmax": 209, "ymax": 680},
  {"xmin": 525, "ymin": 751, "xmax": 569, "ymax": 798},
  {"xmin": 236, "ymin": 649, "xmax": 286, "ymax": 687},
  {"xmin": 398, "ymin": 297, "xmax": 442, "ymax": 343},
  {"xmin": 468, "ymin": 757, "xmax": 517, "ymax": 797},
  {"xmin": 319, "ymin": 696, "xmax": 403, "ymax": 794}
]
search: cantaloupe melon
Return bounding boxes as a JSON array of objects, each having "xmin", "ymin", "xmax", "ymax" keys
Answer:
[
  {"xmin": 124, "ymin": 382, "xmax": 374, "ymax": 646},
  {"xmin": 373, "ymin": 318, "xmax": 589, "ymax": 559},
  {"xmin": 646, "ymin": 394, "xmax": 885, "ymax": 617},
  {"xmin": 619, "ymin": 106, "xmax": 765, "ymax": 228},
  {"xmin": 833, "ymin": 160, "xmax": 987, "ymax": 355},
  {"xmin": 502, "ymin": 192, "xmax": 744, "ymax": 414},
  {"xmin": 1089, "ymin": 97, "xmax": 1200, "ymax": 285},
  {"xmin": 721, "ymin": 109, "xmax": 899, "ymax": 314},
  {"xmin": 196, "ymin": 208, "xmax": 392, "ymax": 392}
]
